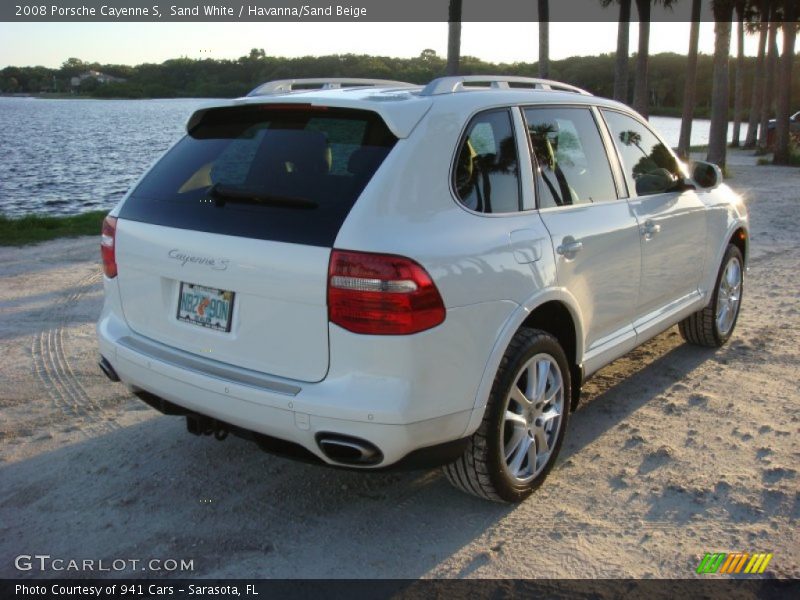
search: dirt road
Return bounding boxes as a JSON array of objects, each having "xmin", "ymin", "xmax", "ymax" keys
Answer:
[{"xmin": 1, "ymin": 156, "xmax": 798, "ymax": 579}]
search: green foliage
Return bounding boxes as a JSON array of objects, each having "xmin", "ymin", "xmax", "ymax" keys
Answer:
[
  {"xmin": 1, "ymin": 50, "xmax": 798, "ymax": 117},
  {"xmin": 0, "ymin": 211, "xmax": 107, "ymax": 246}
]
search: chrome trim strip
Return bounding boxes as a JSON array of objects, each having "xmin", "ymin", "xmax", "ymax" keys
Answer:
[{"xmin": 118, "ymin": 335, "xmax": 301, "ymax": 397}]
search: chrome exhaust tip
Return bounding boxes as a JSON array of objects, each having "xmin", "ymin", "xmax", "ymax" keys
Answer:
[{"xmin": 316, "ymin": 434, "xmax": 383, "ymax": 466}]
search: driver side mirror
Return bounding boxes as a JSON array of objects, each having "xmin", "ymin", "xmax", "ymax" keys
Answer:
[{"xmin": 691, "ymin": 161, "xmax": 723, "ymax": 190}]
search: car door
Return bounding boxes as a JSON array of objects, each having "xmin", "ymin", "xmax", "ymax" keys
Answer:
[
  {"xmin": 600, "ymin": 109, "xmax": 707, "ymax": 335},
  {"xmin": 522, "ymin": 106, "xmax": 642, "ymax": 374}
]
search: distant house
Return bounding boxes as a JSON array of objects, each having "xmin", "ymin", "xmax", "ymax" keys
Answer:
[{"xmin": 70, "ymin": 70, "xmax": 126, "ymax": 88}]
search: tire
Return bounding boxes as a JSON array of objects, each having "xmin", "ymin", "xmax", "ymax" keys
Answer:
[
  {"xmin": 444, "ymin": 328, "xmax": 571, "ymax": 503},
  {"xmin": 679, "ymin": 243, "xmax": 744, "ymax": 348}
]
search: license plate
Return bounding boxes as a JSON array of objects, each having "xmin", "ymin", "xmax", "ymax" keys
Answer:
[{"xmin": 177, "ymin": 282, "xmax": 234, "ymax": 332}]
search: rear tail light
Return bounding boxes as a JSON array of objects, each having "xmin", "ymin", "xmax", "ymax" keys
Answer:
[
  {"xmin": 101, "ymin": 216, "xmax": 117, "ymax": 278},
  {"xmin": 328, "ymin": 250, "xmax": 445, "ymax": 335}
]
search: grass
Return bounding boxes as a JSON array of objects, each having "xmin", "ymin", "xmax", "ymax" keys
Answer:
[{"xmin": 0, "ymin": 210, "xmax": 107, "ymax": 246}]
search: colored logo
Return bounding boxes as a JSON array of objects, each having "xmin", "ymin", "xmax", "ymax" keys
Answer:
[{"xmin": 696, "ymin": 552, "xmax": 773, "ymax": 575}]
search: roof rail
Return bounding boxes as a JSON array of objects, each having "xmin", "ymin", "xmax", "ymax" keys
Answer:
[
  {"xmin": 420, "ymin": 76, "xmax": 592, "ymax": 97},
  {"xmin": 248, "ymin": 78, "xmax": 416, "ymax": 97}
]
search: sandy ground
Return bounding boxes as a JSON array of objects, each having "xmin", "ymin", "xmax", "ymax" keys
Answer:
[{"xmin": 0, "ymin": 152, "xmax": 798, "ymax": 580}]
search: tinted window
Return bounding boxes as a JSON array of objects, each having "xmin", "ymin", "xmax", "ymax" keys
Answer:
[
  {"xmin": 119, "ymin": 106, "xmax": 396, "ymax": 247},
  {"xmin": 454, "ymin": 109, "xmax": 521, "ymax": 213},
  {"xmin": 602, "ymin": 110, "xmax": 682, "ymax": 196},
  {"xmin": 524, "ymin": 107, "xmax": 617, "ymax": 208}
]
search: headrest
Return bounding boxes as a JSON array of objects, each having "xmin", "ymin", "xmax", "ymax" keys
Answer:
[{"xmin": 260, "ymin": 129, "xmax": 330, "ymax": 175}]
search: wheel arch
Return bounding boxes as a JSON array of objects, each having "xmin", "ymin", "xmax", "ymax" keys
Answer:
[
  {"xmin": 463, "ymin": 289, "xmax": 586, "ymax": 438},
  {"xmin": 519, "ymin": 301, "xmax": 583, "ymax": 412}
]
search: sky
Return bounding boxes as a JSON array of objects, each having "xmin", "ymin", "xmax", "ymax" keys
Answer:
[{"xmin": 0, "ymin": 21, "xmax": 771, "ymax": 69}]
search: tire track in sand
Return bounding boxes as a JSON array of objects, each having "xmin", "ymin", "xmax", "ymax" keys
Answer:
[{"xmin": 30, "ymin": 269, "xmax": 117, "ymax": 437}]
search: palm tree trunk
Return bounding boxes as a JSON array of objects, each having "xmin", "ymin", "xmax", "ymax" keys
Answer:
[
  {"xmin": 730, "ymin": 3, "xmax": 745, "ymax": 147},
  {"xmin": 633, "ymin": 0, "xmax": 651, "ymax": 117},
  {"xmin": 678, "ymin": 0, "xmax": 702, "ymax": 158},
  {"xmin": 773, "ymin": 0, "xmax": 798, "ymax": 164},
  {"xmin": 706, "ymin": 3, "xmax": 733, "ymax": 168},
  {"xmin": 446, "ymin": 0, "xmax": 462, "ymax": 76},
  {"xmin": 757, "ymin": 18, "xmax": 779, "ymax": 150},
  {"xmin": 614, "ymin": 0, "xmax": 632, "ymax": 102},
  {"xmin": 538, "ymin": 0, "xmax": 550, "ymax": 78},
  {"xmin": 743, "ymin": 0, "xmax": 769, "ymax": 149}
]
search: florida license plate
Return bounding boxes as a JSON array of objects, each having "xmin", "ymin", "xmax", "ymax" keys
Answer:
[{"xmin": 177, "ymin": 282, "xmax": 234, "ymax": 332}]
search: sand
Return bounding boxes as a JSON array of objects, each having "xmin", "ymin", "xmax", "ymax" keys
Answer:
[{"xmin": 0, "ymin": 151, "xmax": 797, "ymax": 579}]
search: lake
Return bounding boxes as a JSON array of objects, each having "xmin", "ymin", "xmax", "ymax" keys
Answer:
[{"xmin": 0, "ymin": 96, "xmax": 738, "ymax": 217}]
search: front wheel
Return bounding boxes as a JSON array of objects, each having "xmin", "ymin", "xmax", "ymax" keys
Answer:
[
  {"xmin": 444, "ymin": 329, "xmax": 571, "ymax": 503},
  {"xmin": 679, "ymin": 243, "xmax": 744, "ymax": 347}
]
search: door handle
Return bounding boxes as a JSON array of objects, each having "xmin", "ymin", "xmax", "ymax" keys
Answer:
[
  {"xmin": 642, "ymin": 220, "xmax": 661, "ymax": 238},
  {"xmin": 556, "ymin": 239, "xmax": 583, "ymax": 257}
]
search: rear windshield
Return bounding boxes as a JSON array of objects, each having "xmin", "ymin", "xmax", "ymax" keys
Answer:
[{"xmin": 119, "ymin": 105, "xmax": 397, "ymax": 247}]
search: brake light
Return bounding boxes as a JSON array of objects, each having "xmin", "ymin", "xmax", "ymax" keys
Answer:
[
  {"xmin": 328, "ymin": 250, "xmax": 445, "ymax": 335},
  {"xmin": 101, "ymin": 216, "xmax": 117, "ymax": 278}
]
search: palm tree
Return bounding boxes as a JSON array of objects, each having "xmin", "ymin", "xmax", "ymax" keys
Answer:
[
  {"xmin": 757, "ymin": 17, "xmax": 780, "ymax": 150},
  {"xmin": 773, "ymin": 0, "xmax": 798, "ymax": 164},
  {"xmin": 706, "ymin": 0, "xmax": 734, "ymax": 168},
  {"xmin": 601, "ymin": 0, "xmax": 633, "ymax": 102},
  {"xmin": 633, "ymin": 0, "xmax": 652, "ymax": 116},
  {"xmin": 730, "ymin": 0, "xmax": 746, "ymax": 147},
  {"xmin": 539, "ymin": 0, "xmax": 550, "ymax": 78},
  {"xmin": 446, "ymin": 0, "xmax": 462, "ymax": 76},
  {"xmin": 678, "ymin": 0, "xmax": 703, "ymax": 158},
  {"xmin": 632, "ymin": 0, "xmax": 677, "ymax": 118},
  {"xmin": 743, "ymin": 0, "xmax": 770, "ymax": 148}
]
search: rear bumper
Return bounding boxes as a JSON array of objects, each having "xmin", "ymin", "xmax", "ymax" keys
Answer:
[
  {"xmin": 97, "ymin": 311, "xmax": 473, "ymax": 468},
  {"xmin": 131, "ymin": 387, "xmax": 469, "ymax": 470}
]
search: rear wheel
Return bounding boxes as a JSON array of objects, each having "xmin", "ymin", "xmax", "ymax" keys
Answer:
[
  {"xmin": 444, "ymin": 329, "xmax": 570, "ymax": 503},
  {"xmin": 679, "ymin": 244, "xmax": 743, "ymax": 347}
]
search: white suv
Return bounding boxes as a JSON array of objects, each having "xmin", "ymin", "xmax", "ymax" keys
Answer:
[{"xmin": 97, "ymin": 76, "xmax": 748, "ymax": 502}]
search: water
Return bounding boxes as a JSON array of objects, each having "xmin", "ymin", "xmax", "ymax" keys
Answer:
[
  {"xmin": 650, "ymin": 115, "xmax": 736, "ymax": 150},
  {"xmin": 0, "ymin": 96, "xmax": 735, "ymax": 217},
  {"xmin": 0, "ymin": 97, "xmax": 216, "ymax": 217}
]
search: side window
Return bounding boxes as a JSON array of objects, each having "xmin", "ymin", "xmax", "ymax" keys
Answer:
[
  {"xmin": 454, "ymin": 109, "xmax": 521, "ymax": 213},
  {"xmin": 523, "ymin": 107, "xmax": 618, "ymax": 208},
  {"xmin": 602, "ymin": 110, "xmax": 682, "ymax": 196}
]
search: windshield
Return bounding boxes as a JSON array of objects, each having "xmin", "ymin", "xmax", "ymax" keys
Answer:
[{"xmin": 119, "ymin": 105, "xmax": 397, "ymax": 247}]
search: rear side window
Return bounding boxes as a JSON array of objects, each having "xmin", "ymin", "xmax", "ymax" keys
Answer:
[
  {"xmin": 601, "ymin": 109, "xmax": 682, "ymax": 196},
  {"xmin": 454, "ymin": 109, "xmax": 521, "ymax": 213},
  {"xmin": 119, "ymin": 106, "xmax": 397, "ymax": 247},
  {"xmin": 523, "ymin": 107, "xmax": 617, "ymax": 208}
]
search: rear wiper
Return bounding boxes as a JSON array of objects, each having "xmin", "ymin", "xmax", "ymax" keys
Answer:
[{"xmin": 208, "ymin": 184, "xmax": 318, "ymax": 209}]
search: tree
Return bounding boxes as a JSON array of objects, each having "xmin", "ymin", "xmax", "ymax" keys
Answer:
[
  {"xmin": 707, "ymin": 0, "xmax": 735, "ymax": 168},
  {"xmin": 601, "ymin": 0, "xmax": 633, "ymax": 102},
  {"xmin": 678, "ymin": 0, "xmax": 703, "ymax": 157},
  {"xmin": 632, "ymin": 0, "xmax": 676, "ymax": 118},
  {"xmin": 743, "ymin": 0, "xmax": 770, "ymax": 148},
  {"xmin": 730, "ymin": 0, "xmax": 746, "ymax": 147},
  {"xmin": 633, "ymin": 0, "xmax": 652, "ymax": 116},
  {"xmin": 539, "ymin": 0, "xmax": 550, "ymax": 78},
  {"xmin": 757, "ymin": 16, "xmax": 780, "ymax": 150},
  {"xmin": 773, "ymin": 0, "xmax": 798, "ymax": 164},
  {"xmin": 446, "ymin": 0, "xmax": 462, "ymax": 76},
  {"xmin": 59, "ymin": 57, "xmax": 86, "ymax": 78}
]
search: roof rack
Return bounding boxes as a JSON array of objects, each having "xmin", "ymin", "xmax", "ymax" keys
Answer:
[
  {"xmin": 420, "ymin": 76, "xmax": 592, "ymax": 97},
  {"xmin": 247, "ymin": 78, "xmax": 416, "ymax": 97}
]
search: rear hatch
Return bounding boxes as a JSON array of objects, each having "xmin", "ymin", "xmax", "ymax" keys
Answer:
[{"xmin": 115, "ymin": 104, "xmax": 397, "ymax": 382}]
